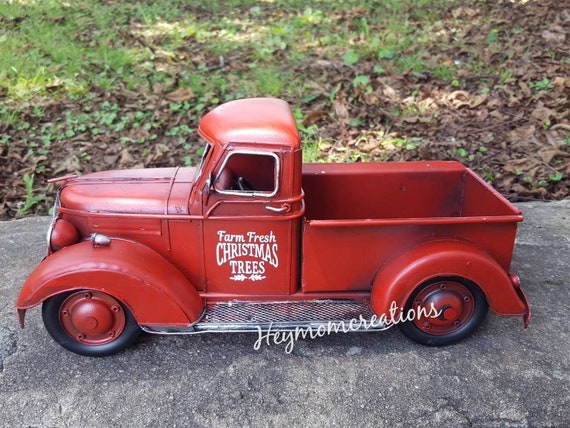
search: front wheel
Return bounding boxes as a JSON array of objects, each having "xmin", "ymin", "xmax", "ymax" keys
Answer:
[
  {"xmin": 42, "ymin": 290, "xmax": 141, "ymax": 357},
  {"xmin": 398, "ymin": 277, "xmax": 489, "ymax": 346}
]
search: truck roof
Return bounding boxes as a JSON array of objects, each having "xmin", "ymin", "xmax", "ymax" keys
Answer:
[{"xmin": 197, "ymin": 98, "xmax": 301, "ymax": 149}]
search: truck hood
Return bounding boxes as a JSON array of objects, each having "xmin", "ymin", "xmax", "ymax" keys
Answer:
[{"xmin": 59, "ymin": 167, "xmax": 197, "ymax": 215}]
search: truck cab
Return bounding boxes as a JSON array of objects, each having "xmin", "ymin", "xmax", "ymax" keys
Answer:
[
  {"xmin": 16, "ymin": 98, "xmax": 530, "ymax": 356},
  {"xmin": 196, "ymin": 98, "xmax": 303, "ymax": 296}
]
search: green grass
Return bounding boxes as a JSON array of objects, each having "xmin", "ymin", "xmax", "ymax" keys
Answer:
[
  {"xmin": 2, "ymin": 0, "xmax": 548, "ymax": 105},
  {"xmin": 0, "ymin": 0, "xmax": 527, "ymax": 154},
  {"xmin": 2, "ymin": 0, "xmax": 562, "ymax": 153},
  {"xmin": 16, "ymin": 174, "xmax": 45, "ymax": 217},
  {"xmin": 0, "ymin": 0, "xmax": 465, "ymax": 101}
]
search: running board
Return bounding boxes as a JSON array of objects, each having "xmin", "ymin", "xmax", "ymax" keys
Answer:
[{"xmin": 141, "ymin": 299, "xmax": 391, "ymax": 335}]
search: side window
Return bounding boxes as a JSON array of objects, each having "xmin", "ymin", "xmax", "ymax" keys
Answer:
[{"xmin": 214, "ymin": 151, "xmax": 279, "ymax": 197}]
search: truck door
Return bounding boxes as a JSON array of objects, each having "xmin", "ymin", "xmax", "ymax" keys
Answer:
[{"xmin": 202, "ymin": 149, "xmax": 301, "ymax": 295}]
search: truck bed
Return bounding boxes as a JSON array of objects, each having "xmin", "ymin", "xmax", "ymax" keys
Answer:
[
  {"xmin": 302, "ymin": 161, "xmax": 520, "ymax": 221},
  {"xmin": 300, "ymin": 161, "xmax": 522, "ymax": 293}
]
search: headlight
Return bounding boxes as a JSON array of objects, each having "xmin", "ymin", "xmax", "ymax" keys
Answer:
[{"xmin": 49, "ymin": 218, "xmax": 79, "ymax": 251}]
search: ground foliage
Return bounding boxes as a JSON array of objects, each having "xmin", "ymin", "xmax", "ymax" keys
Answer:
[{"xmin": 0, "ymin": 0, "xmax": 568, "ymax": 219}]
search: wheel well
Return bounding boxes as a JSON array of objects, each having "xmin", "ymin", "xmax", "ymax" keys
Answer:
[
  {"xmin": 17, "ymin": 239, "xmax": 204, "ymax": 326},
  {"xmin": 370, "ymin": 240, "xmax": 527, "ymax": 318}
]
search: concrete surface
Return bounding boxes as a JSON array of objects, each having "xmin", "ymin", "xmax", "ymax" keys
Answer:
[{"xmin": 0, "ymin": 201, "xmax": 568, "ymax": 427}]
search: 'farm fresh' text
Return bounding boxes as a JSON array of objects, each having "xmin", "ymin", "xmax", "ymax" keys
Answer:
[{"xmin": 216, "ymin": 230, "xmax": 279, "ymax": 281}]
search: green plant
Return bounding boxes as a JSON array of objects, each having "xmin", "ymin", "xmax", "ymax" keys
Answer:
[
  {"xmin": 302, "ymin": 141, "xmax": 321, "ymax": 163},
  {"xmin": 32, "ymin": 105, "xmax": 45, "ymax": 119},
  {"xmin": 378, "ymin": 48, "xmax": 397, "ymax": 60},
  {"xmin": 433, "ymin": 65, "xmax": 454, "ymax": 81},
  {"xmin": 16, "ymin": 174, "xmax": 46, "ymax": 217},
  {"xmin": 0, "ymin": 106, "xmax": 20, "ymax": 125},
  {"xmin": 352, "ymin": 75, "xmax": 371, "ymax": 88},
  {"xmin": 479, "ymin": 166, "xmax": 500, "ymax": 183},
  {"xmin": 455, "ymin": 147, "xmax": 483, "ymax": 161},
  {"xmin": 396, "ymin": 54, "xmax": 424, "ymax": 74},
  {"xmin": 486, "ymin": 29, "xmax": 499, "ymax": 44},
  {"xmin": 499, "ymin": 70, "xmax": 513, "ymax": 82},
  {"xmin": 343, "ymin": 50, "xmax": 359, "ymax": 66},
  {"xmin": 382, "ymin": 137, "xmax": 421, "ymax": 151},
  {"xmin": 529, "ymin": 78, "xmax": 554, "ymax": 91}
]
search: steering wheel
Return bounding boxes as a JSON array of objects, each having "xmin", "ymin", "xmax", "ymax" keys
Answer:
[{"xmin": 237, "ymin": 176, "xmax": 253, "ymax": 191}]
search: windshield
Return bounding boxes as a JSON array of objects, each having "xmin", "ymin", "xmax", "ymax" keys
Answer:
[{"xmin": 193, "ymin": 143, "xmax": 213, "ymax": 183}]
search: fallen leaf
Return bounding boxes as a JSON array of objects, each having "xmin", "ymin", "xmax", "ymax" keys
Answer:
[
  {"xmin": 518, "ymin": 81, "xmax": 532, "ymax": 98},
  {"xmin": 541, "ymin": 29, "xmax": 565, "ymax": 44},
  {"xmin": 506, "ymin": 126, "xmax": 536, "ymax": 143},
  {"xmin": 333, "ymin": 100, "xmax": 350, "ymax": 124},
  {"xmin": 538, "ymin": 148, "xmax": 562, "ymax": 163},
  {"xmin": 490, "ymin": 110, "xmax": 509, "ymax": 121},
  {"xmin": 302, "ymin": 111, "xmax": 329, "ymax": 127},
  {"xmin": 165, "ymin": 87, "xmax": 195, "ymax": 103},
  {"xmin": 552, "ymin": 76, "xmax": 570, "ymax": 92},
  {"xmin": 530, "ymin": 107, "xmax": 555, "ymax": 125},
  {"xmin": 119, "ymin": 149, "xmax": 136, "ymax": 166}
]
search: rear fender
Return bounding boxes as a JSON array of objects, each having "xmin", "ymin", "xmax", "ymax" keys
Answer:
[
  {"xmin": 370, "ymin": 240, "xmax": 530, "ymax": 321},
  {"xmin": 17, "ymin": 239, "xmax": 204, "ymax": 327}
]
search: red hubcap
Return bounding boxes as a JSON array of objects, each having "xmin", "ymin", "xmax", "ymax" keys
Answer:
[
  {"xmin": 412, "ymin": 281, "xmax": 475, "ymax": 335},
  {"xmin": 59, "ymin": 291, "xmax": 126, "ymax": 345}
]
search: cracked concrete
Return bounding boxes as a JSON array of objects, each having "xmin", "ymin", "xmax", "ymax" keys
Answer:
[{"xmin": 0, "ymin": 201, "xmax": 568, "ymax": 427}]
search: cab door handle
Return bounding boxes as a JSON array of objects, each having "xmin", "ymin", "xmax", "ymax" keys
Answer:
[{"xmin": 265, "ymin": 203, "xmax": 290, "ymax": 214}]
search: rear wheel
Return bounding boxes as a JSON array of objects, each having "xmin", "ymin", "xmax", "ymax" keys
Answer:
[
  {"xmin": 398, "ymin": 277, "xmax": 488, "ymax": 346},
  {"xmin": 42, "ymin": 290, "xmax": 141, "ymax": 357}
]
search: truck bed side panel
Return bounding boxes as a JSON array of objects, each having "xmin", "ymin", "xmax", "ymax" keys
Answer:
[{"xmin": 301, "ymin": 222, "xmax": 518, "ymax": 292}]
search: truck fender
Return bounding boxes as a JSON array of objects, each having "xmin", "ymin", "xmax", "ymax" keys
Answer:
[
  {"xmin": 370, "ymin": 240, "xmax": 530, "ymax": 320},
  {"xmin": 16, "ymin": 239, "xmax": 204, "ymax": 327}
]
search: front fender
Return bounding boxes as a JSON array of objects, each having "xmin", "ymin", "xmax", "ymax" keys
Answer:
[
  {"xmin": 17, "ymin": 239, "xmax": 204, "ymax": 327},
  {"xmin": 370, "ymin": 240, "xmax": 530, "ymax": 322}
]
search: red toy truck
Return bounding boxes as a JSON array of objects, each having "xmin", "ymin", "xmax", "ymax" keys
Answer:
[{"xmin": 16, "ymin": 98, "xmax": 530, "ymax": 356}]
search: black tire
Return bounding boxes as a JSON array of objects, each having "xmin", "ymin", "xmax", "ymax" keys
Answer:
[
  {"xmin": 398, "ymin": 277, "xmax": 489, "ymax": 346},
  {"xmin": 42, "ymin": 290, "xmax": 141, "ymax": 357}
]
